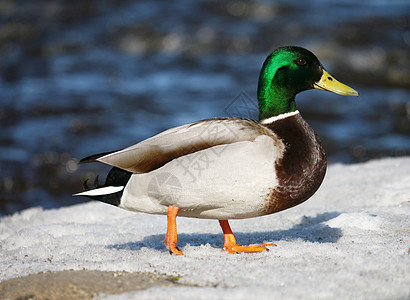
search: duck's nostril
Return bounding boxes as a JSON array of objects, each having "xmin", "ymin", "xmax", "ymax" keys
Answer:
[{"xmin": 328, "ymin": 77, "xmax": 333, "ymax": 81}]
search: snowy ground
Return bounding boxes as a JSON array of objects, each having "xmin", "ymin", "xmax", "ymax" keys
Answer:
[{"xmin": 1, "ymin": 157, "xmax": 409, "ymax": 299}]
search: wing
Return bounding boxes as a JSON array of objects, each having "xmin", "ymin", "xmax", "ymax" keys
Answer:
[{"xmin": 87, "ymin": 118, "xmax": 275, "ymax": 173}]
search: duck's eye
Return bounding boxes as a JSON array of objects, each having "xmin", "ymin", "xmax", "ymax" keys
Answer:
[{"xmin": 295, "ymin": 58, "xmax": 307, "ymax": 66}]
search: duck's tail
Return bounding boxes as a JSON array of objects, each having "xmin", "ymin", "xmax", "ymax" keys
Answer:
[{"xmin": 73, "ymin": 167, "xmax": 132, "ymax": 206}]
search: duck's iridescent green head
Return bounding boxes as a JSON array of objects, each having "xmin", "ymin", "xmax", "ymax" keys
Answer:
[{"xmin": 257, "ymin": 46, "xmax": 359, "ymax": 121}]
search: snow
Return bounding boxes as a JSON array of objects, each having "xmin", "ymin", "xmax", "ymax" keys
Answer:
[{"xmin": 1, "ymin": 157, "xmax": 409, "ymax": 299}]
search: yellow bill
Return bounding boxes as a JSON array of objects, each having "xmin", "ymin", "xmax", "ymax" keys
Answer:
[{"xmin": 314, "ymin": 70, "xmax": 359, "ymax": 97}]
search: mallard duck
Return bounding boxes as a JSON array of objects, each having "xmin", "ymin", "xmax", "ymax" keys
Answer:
[{"xmin": 75, "ymin": 46, "xmax": 358, "ymax": 255}]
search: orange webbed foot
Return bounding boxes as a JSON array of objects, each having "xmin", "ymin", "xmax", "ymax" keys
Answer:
[
  {"xmin": 219, "ymin": 220, "xmax": 276, "ymax": 254},
  {"xmin": 163, "ymin": 236, "xmax": 184, "ymax": 255},
  {"xmin": 222, "ymin": 243, "xmax": 276, "ymax": 254}
]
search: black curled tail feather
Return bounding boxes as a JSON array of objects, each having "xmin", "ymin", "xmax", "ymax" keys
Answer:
[{"xmin": 81, "ymin": 167, "xmax": 132, "ymax": 206}]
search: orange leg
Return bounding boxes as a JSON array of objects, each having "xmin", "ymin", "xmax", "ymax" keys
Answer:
[
  {"xmin": 219, "ymin": 220, "xmax": 275, "ymax": 254},
  {"xmin": 163, "ymin": 205, "xmax": 183, "ymax": 255}
]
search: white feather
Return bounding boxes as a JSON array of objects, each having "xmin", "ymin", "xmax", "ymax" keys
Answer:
[{"xmin": 73, "ymin": 186, "xmax": 124, "ymax": 197}]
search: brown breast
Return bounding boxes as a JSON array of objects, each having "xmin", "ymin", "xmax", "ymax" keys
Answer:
[{"xmin": 261, "ymin": 113, "xmax": 327, "ymax": 214}]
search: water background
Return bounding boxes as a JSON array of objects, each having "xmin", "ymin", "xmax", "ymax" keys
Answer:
[{"xmin": 0, "ymin": 0, "xmax": 409, "ymax": 215}]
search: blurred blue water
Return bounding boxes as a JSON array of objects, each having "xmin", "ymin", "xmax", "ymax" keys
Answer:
[{"xmin": 0, "ymin": 0, "xmax": 408, "ymax": 215}]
